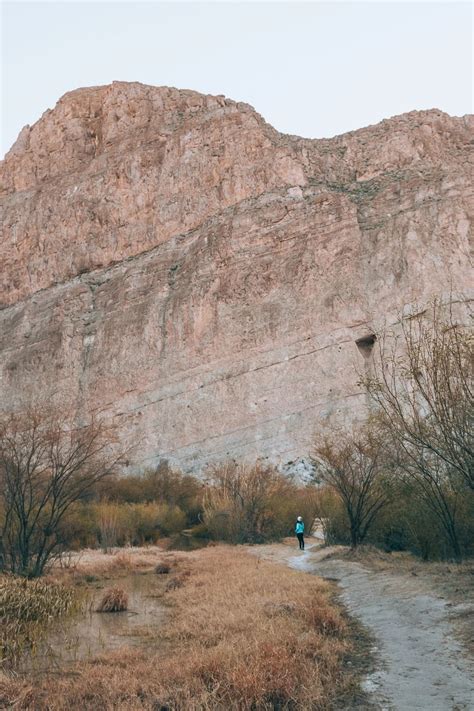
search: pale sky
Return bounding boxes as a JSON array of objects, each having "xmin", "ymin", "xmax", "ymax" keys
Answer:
[{"xmin": 1, "ymin": 1, "xmax": 472, "ymax": 158}]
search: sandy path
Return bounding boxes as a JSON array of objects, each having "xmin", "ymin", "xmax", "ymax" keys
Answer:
[{"xmin": 252, "ymin": 543, "xmax": 474, "ymax": 711}]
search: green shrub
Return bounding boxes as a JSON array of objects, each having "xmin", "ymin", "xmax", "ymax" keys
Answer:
[
  {"xmin": 57, "ymin": 502, "xmax": 98, "ymax": 550},
  {"xmin": 154, "ymin": 503, "xmax": 187, "ymax": 536}
]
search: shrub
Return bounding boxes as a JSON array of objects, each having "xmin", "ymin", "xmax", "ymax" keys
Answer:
[
  {"xmin": 97, "ymin": 502, "xmax": 121, "ymax": 552},
  {"xmin": 203, "ymin": 462, "xmax": 319, "ymax": 543},
  {"xmin": 265, "ymin": 483, "xmax": 321, "ymax": 539},
  {"xmin": 56, "ymin": 502, "xmax": 97, "ymax": 550},
  {"xmin": 143, "ymin": 461, "xmax": 203, "ymax": 515},
  {"xmin": 96, "ymin": 587, "xmax": 128, "ymax": 613},
  {"xmin": 317, "ymin": 490, "xmax": 351, "ymax": 545},
  {"xmin": 52, "ymin": 498, "xmax": 190, "ymax": 552},
  {"xmin": 318, "ymin": 473, "xmax": 474, "ymax": 561},
  {"xmin": 118, "ymin": 503, "xmax": 162, "ymax": 544},
  {"xmin": 313, "ymin": 427, "xmax": 391, "ymax": 549},
  {"xmin": 97, "ymin": 461, "xmax": 204, "ymax": 526},
  {"xmin": 154, "ymin": 503, "xmax": 187, "ymax": 536}
]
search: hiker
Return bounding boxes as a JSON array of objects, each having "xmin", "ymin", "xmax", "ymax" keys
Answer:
[{"xmin": 295, "ymin": 516, "xmax": 305, "ymax": 550}]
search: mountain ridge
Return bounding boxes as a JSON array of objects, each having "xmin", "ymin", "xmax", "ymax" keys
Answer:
[{"xmin": 0, "ymin": 82, "xmax": 472, "ymax": 472}]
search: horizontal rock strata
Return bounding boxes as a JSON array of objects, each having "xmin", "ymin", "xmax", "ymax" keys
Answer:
[{"xmin": 1, "ymin": 82, "xmax": 472, "ymax": 472}]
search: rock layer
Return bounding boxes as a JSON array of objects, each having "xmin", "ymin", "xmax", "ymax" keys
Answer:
[{"xmin": 0, "ymin": 82, "xmax": 472, "ymax": 472}]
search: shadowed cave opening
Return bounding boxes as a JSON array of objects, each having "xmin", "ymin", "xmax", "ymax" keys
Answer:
[{"xmin": 355, "ymin": 333, "xmax": 376, "ymax": 358}]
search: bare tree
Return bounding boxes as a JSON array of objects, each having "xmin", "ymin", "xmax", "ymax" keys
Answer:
[
  {"xmin": 365, "ymin": 300, "xmax": 473, "ymax": 487},
  {"xmin": 313, "ymin": 428, "xmax": 391, "ymax": 549},
  {"xmin": 361, "ymin": 299, "xmax": 473, "ymax": 559},
  {"xmin": 0, "ymin": 408, "xmax": 122, "ymax": 577},
  {"xmin": 203, "ymin": 461, "xmax": 290, "ymax": 543}
]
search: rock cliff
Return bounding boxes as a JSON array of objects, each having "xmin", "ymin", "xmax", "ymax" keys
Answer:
[{"xmin": 0, "ymin": 82, "xmax": 472, "ymax": 472}]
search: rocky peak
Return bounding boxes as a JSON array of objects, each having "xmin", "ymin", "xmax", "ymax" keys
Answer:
[
  {"xmin": 0, "ymin": 84, "xmax": 471, "ymax": 472},
  {"xmin": 1, "ymin": 82, "xmax": 307, "ymax": 307}
]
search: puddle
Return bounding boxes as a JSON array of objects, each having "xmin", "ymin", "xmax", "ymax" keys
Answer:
[{"xmin": 22, "ymin": 572, "xmax": 166, "ymax": 671}]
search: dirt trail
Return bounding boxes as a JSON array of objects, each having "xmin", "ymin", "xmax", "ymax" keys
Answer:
[{"xmin": 252, "ymin": 543, "xmax": 474, "ymax": 711}]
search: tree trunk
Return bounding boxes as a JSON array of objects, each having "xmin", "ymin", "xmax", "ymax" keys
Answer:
[{"xmin": 350, "ymin": 521, "xmax": 359, "ymax": 549}]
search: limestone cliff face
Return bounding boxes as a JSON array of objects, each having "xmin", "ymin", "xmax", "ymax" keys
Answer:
[{"xmin": 0, "ymin": 82, "xmax": 472, "ymax": 472}]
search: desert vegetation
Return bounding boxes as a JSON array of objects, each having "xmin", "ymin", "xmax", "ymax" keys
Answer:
[
  {"xmin": 203, "ymin": 461, "xmax": 319, "ymax": 543},
  {"xmin": 0, "ymin": 575, "xmax": 81, "ymax": 668},
  {"xmin": 362, "ymin": 301, "xmax": 473, "ymax": 561},
  {"xmin": 0, "ymin": 409, "xmax": 122, "ymax": 577},
  {"xmin": 96, "ymin": 586, "xmax": 128, "ymax": 612},
  {"xmin": 315, "ymin": 300, "xmax": 474, "ymax": 561},
  {"xmin": 313, "ymin": 426, "xmax": 392, "ymax": 549},
  {"xmin": 0, "ymin": 436, "xmax": 318, "ymax": 572},
  {"xmin": 0, "ymin": 546, "xmax": 356, "ymax": 710}
]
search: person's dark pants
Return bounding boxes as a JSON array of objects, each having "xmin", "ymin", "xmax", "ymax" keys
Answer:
[{"xmin": 296, "ymin": 532, "xmax": 304, "ymax": 550}]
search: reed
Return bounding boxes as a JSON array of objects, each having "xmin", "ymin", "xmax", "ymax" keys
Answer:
[{"xmin": 0, "ymin": 575, "xmax": 81, "ymax": 668}]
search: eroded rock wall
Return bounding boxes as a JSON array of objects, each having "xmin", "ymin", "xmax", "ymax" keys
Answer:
[{"xmin": 0, "ymin": 82, "xmax": 472, "ymax": 472}]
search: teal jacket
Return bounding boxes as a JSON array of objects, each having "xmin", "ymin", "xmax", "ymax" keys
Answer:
[{"xmin": 295, "ymin": 521, "xmax": 304, "ymax": 534}]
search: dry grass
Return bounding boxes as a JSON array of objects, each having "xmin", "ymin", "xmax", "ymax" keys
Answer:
[
  {"xmin": 55, "ymin": 546, "xmax": 167, "ymax": 580},
  {"xmin": 96, "ymin": 587, "xmax": 128, "ymax": 613},
  {"xmin": 0, "ymin": 576, "xmax": 81, "ymax": 669},
  {"xmin": 0, "ymin": 546, "xmax": 353, "ymax": 709}
]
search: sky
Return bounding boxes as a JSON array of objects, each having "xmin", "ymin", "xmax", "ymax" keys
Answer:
[{"xmin": 1, "ymin": 1, "xmax": 472, "ymax": 157}]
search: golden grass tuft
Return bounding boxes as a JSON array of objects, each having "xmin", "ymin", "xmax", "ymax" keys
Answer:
[
  {"xmin": 96, "ymin": 587, "xmax": 128, "ymax": 613},
  {"xmin": 0, "ymin": 546, "xmax": 352, "ymax": 709}
]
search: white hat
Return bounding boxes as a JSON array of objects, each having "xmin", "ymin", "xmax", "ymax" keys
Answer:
[{"xmin": 297, "ymin": 516, "xmax": 303, "ymax": 522}]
